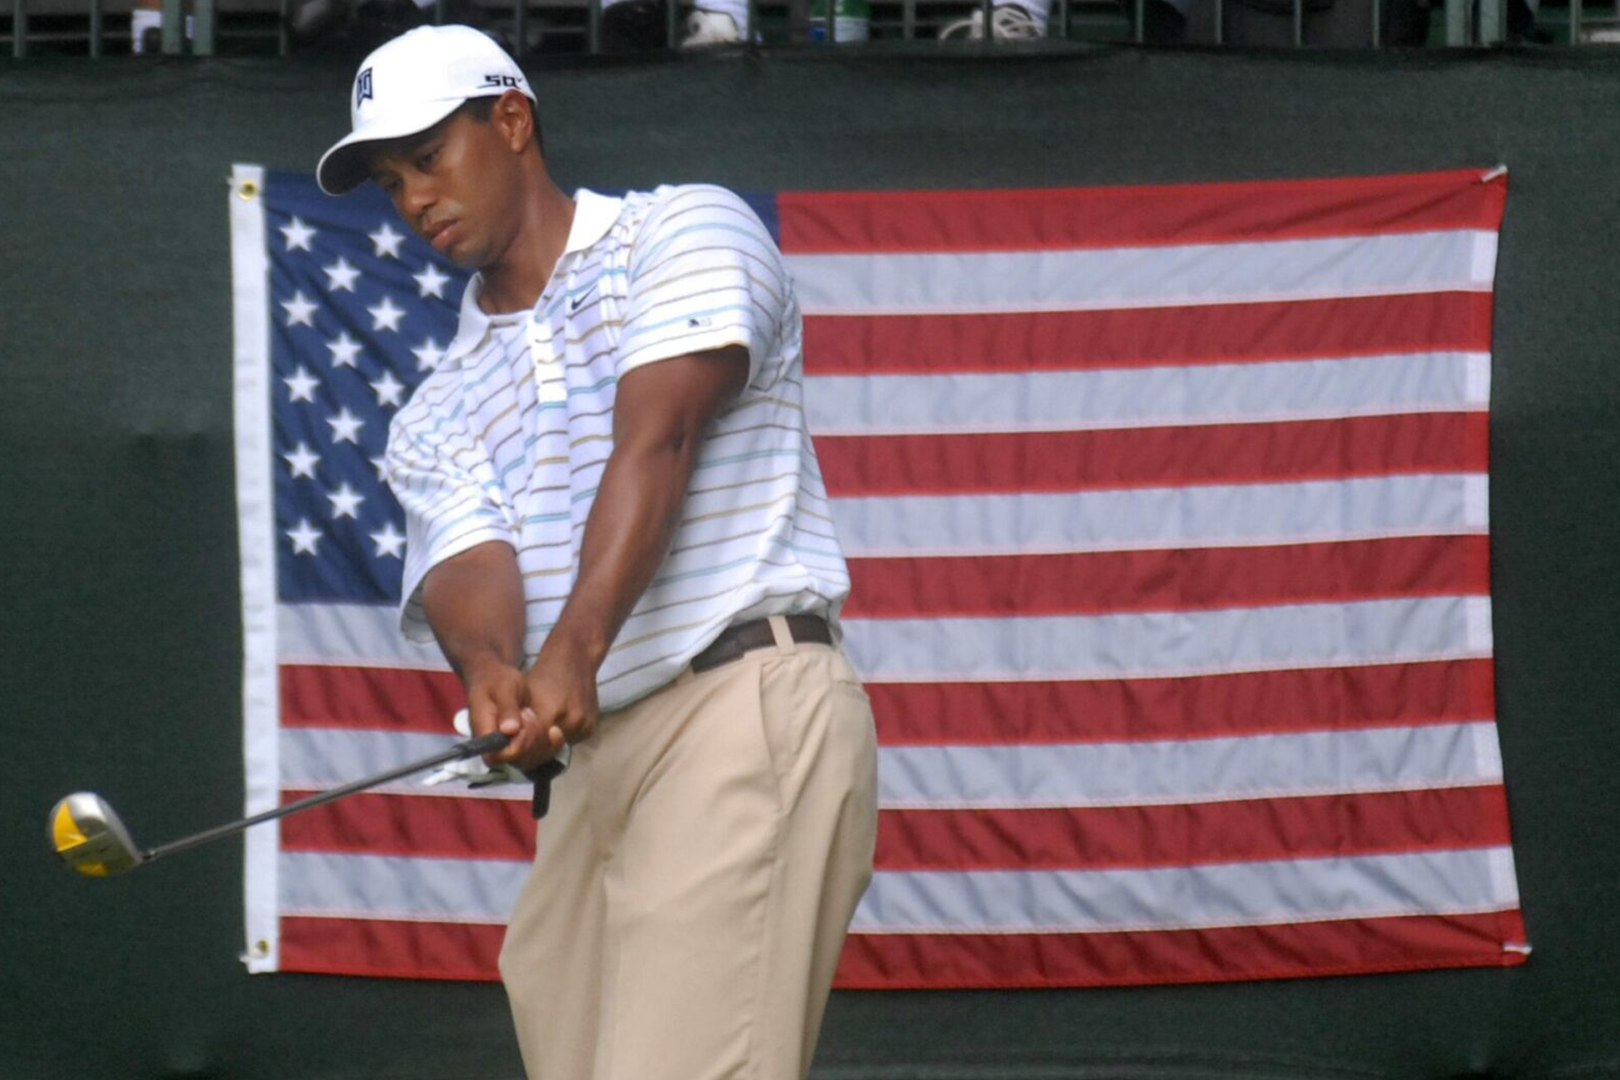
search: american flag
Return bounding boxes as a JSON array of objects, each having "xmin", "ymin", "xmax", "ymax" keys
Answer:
[{"xmin": 231, "ymin": 164, "xmax": 1528, "ymax": 987}]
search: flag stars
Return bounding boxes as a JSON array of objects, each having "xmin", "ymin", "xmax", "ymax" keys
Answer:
[
  {"xmin": 280, "ymin": 216, "xmax": 317, "ymax": 252},
  {"xmin": 282, "ymin": 442, "xmax": 320, "ymax": 479},
  {"xmin": 284, "ymin": 365, "xmax": 319, "ymax": 403},
  {"xmin": 370, "ymin": 370, "xmax": 406, "ymax": 408},
  {"xmin": 327, "ymin": 482, "xmax": 365, "ymax": 520},
  {"xmin": 370, "ymin": 521, "xmax": 406, "ymax": 559},
  {"xmin": 368, "ymin": 296, "xmax": 406, "ymax": 332},
  {"xmin": 413, "ymin": 262, "xmax": 451, "ymax": 299},
  {"xmin": 326, "ymin": 406, "xmax": 365, "ymax": 444},
  {"xmin": 370, "ymin": 455, "xmax": 389, "ymax": 482},
  {"xmin": 286, "ymin": 518, "xmax": 323, "ymax": 556},
  {"xmin": 369, "ymin": 222, "xmax": 406, "ymax": 259},
  {"xmin": 326, "ymin": 331, "xmax": 363, "ymax": 369},
  {"xmin": 323, "ymin": 255, "xmax": 361, "ymax": 292},
  {"xmin": 412, "ymin": 336, "xmax": 447, "ymax": 371},
  {"xmin": 281, "ymin": 291, "xmax": 318, "ymax": 328}
]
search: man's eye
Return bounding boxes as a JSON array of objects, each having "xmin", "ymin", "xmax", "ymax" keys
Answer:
[{"xmin": 417, "ymin": 149, "xmax": 440, "ymax": 170}]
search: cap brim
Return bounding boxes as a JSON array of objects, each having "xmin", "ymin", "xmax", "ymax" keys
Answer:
[{"xmin": 316, "ymin": 98, "xmax": 466, "ymax": 196}]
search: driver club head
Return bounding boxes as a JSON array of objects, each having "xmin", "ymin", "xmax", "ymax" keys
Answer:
[{"xmin": 49, "ymin": 792, "xmax": 146, "ymax": 877}]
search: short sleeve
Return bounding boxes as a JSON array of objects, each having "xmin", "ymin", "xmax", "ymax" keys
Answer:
[
  {"xmin": 618, "ymin": 185, "xmax": 787, "ymax": 386},
  {"xmin": 384, "ymin": 395, "xmax": 516, "ymax": 644}
]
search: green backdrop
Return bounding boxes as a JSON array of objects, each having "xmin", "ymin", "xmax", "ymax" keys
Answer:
[{"xmin": 4, "ymin": 43, "xmax": 1620, "ymax": 1080}]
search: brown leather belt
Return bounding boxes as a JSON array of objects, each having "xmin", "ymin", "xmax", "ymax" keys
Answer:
[{"xmin": 691, "ymin": 615, "xmax": 833, "ymax": 673}]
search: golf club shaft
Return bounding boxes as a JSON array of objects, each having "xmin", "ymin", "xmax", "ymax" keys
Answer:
[{"xmin": 142, "ymin": 730, "xmax": 511, "ymax": 863}]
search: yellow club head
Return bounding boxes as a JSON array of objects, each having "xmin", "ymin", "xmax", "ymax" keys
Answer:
[{"xmin": 48, "ymin": 793, "xmax": 144, "ymax": 877}]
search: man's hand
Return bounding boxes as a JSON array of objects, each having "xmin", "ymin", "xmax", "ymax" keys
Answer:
[
  {"xmin": 521, "ymin": 636, "xmax": 602, "ymax": 762},
  {"xmin": 463, "ymin": 654, "xmax": 566, "ymax": 772}
]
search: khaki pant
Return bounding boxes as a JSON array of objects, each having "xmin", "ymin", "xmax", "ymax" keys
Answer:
[{"xmin": 498, "ymin": 617, "xmax": 879, "ymax": 1080}]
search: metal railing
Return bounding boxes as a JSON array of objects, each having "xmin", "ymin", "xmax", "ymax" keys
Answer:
[{"xmin": 3, "ymin": 0, "xmax": 1615, "ymax": 57}]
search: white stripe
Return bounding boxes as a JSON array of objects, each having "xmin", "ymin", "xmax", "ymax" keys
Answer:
[
  {"xmin": 849, "ymin": 846, "xmax": 1520, "ymax": 934},
  {"xmin": 879, "ymin": 722, "xmax": 1503, "ymax": 809},
  {"xmin": 787, "ymin": 231, "xmax": 1493, "ymax": 315},
  {"xmin": 841, "ymin": 596, "xmax": 1491, "ymax": 682},
  {"xmin": 280, "ymin": 852, "xmax": 526, "ymax": 922},
  {"xmin": 230, "ymin": 163, "xmax": 281, "ymax": 975},
  {"xmin": 804, "ymin": 352, "xmax": 1490, "ymax": 436},
  {"xmin": 279, "ymin": 727, "xmax": 528, "ymax": 802},
  {"xmin": 280, "ymin": 603, "xmax": 451, "ymax": 669},
  {"xmin": 831, "ymin": 474, "xmax": 1489, "ymax": 558}
]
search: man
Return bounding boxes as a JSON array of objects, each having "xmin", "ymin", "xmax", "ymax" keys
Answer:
[{"xmin": 316, "ymin": 23, "xmax": 878, "ymax": 1080}]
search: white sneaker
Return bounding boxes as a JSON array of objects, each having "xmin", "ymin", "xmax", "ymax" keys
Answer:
[
  {"xmin": 682, "ymin": 8, "xmax": 742, "ymax": 46},
  {"xmin": 938, "ymin": 3, "xmax": 1045, "ymax": 38}
]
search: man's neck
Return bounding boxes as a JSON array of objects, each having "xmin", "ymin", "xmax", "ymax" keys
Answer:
[{"xmin": 478, "ymin": 180, "xmax": 577, "ymax": 316}]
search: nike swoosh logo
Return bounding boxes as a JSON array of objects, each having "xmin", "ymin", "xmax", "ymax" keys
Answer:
[{"xmin": 569, "ymin": 283, "xmax": 597, "ymax": 313}]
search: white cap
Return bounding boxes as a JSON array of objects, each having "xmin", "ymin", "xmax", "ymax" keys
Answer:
[{"xmin": 317, "ymin": 24, "xmax": 537, "ymax": 196}]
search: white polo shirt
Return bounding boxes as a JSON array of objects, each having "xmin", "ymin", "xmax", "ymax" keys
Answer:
[{"xmin": 385, "ymin": 184, "xmax": 850, "ymax": 711}]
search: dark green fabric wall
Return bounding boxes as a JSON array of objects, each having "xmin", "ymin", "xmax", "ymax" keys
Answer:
[{"xmin": 3, "ymin": 45, "xmax": 1619, "ymax": 1080}]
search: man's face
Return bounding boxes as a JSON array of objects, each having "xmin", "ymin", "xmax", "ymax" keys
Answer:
[{"xmin": 366, "ymin": 106, "xmax": 522, "ymax": 269}]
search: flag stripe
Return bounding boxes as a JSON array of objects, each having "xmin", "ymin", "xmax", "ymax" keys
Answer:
[
  {"xmin": 280, "ymin": 790, "xmax": 537, "ymax": 861},
  {"xmin": 786, "ymin": 231, "xmax": 1494, "ymax": 315},
  {"xmin": 842, "ymin": 596, "xmax": 1492, "ymax": 682},
  {"xmin": 850, "ymin": 847, "xmax": 1519, "ymax": 933},
  {"xmin": 801, "ymin": 293, "xmax": 1495, "ymax": 376},
  {"xmin": 778, "ymin": 170, "xmax": 1506, "ymax": 254},
  {"xmin": 816, "ymin": 412, "xmax": 1488, "ymax": 497},
  {"xmin": 834, "ymin": 911, "xmax": 1526, "ymax": 990},
  {"xmin": 281, "ymin": 663, "xmax": 464, "ymax": 729},
  {"xmin": 283, "ymin": 721, "xmax": 1502, "ymax": 812},
  {"xmin": 866, "ymin": 659, "xmax": 1496, "ymax": 744},
  {"xmin": 280, "ymin": 851, "xmax": 525, "ymax": 922},
  {"xmin": 281, "ymin": 654, "xmax": 1496, "ymax": 743},
  {"xmin": 830, "ymin": 474, "xmax": 1488, "ymax": 557},
  {"xmin": 804, "ymin": 352, "xmax": 1490, "ymax": 436},
  {"xmin": 843, "ymin": 536, "xmax": 1491, "ymax": 618},
  {"xmin": 875, "ymin": 785, "xmax": 1512, "ymax": 870},
  {"xmin": 285, "ymin": 594, "xmax": 1491, "ymax": 683},
  {"xmin": 279, "ymin": 915, "xmax": 505, "ymax": 982},
  {"xmin": 877, "ymin": 722, "xmax": 1502, "ymax": 809},
  {"xmin": 277, "ymin": 784, "xmax": 1510, "ymax": 872}
]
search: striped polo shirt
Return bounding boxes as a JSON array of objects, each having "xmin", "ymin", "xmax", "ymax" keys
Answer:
[{"xmin": 385, "ymin": 184, "xmax": 850, "ymax": 711}]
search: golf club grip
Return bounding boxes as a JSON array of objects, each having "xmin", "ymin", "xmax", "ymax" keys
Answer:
[{"xmin": 460, "ymin": 730, "xmax": 512, "ymax": 757}]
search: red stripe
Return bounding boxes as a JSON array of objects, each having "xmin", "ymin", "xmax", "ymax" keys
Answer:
[
  {"xmin": 876, "ymin": 786, "xmax": 1513, "ymax": 872},
  {"xmin": 279, "ymin": 916, "xmax": 504, "ymax": 981},
  {"xmin": 276, "ymin": 909, "xmax": 1526, "ymax": 985},
  {"xmin": 801, "ymin": 292, "xmax": 1493, "ymax": 375},
  {"xmin": 779, "ymin": 169, "xmax": 1505, "ymax": 254},
  {"xmin": 844, "ymin": 536, "xmax": 1490, "ymax": 619},
  {"xmin": 278, "ymin": 790, "xmax": 536, "ymax": 861},
  {"xmin": 869, "ymin": 659, "xmax": 1496, "ymax": 745},
  {"xmin": 280, "ymin": 664, "xmax": 464, "ymax": 731},
  {"xmin": 817, "ymin": 412, "xmax": 1487, "ymax": 497},
  {"xmin": 833, "ymin": 910, "xmax": 1527, "ymax": 989}
]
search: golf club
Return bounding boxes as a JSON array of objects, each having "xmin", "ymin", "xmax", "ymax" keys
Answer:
[{"xmin": 49, "ymin": 729, "xmax": 510, "ymax": 878}]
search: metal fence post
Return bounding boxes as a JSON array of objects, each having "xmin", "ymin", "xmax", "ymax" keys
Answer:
[
  {"xmin": 1569, "ymin": 0, "xmax": 1582, "ymax": 41},
  {"xmin": 1292, "ymin": 0, "xmax": 1303, "ymax": 44},
  {"xmin": 1370, "ymin": 0, "xmax": 1379, "ymax": 46},
  {"xmin": 587, "ymin": 0, "xmax": 600, "ymax": 52},
  {"xmin": 161, "ymin": 0, "xmax": 184, "ymax": 52},
  {"xmin": 513, "ymin": 0, "xmax": 527, "ymax": 55},
  {"xmin": 11, "ymin": 0, "xmax": 24, "ymax": 57},
  {"xmin": 1444, "ymin": 0, "xmax": 1467, "ymax": 43},
  {"xmin": 90, "ymin": 0, "xmax": 104, "ymax": 55},
  {"xmin": 195, "ymin": 0, "xmax": 215, "ymax": 53}
]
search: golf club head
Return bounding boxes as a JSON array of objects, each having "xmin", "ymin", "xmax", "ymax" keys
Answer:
[{"xmin": 49, "ymin": 792, "xmax": 145, "ymax": 877}]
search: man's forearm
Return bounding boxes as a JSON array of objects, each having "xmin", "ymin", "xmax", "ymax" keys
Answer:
[{"xmin": 421, "ymin": 540, "xmax": 529, "ymax": 681}]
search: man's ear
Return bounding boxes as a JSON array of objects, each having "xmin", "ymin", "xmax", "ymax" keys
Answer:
[{"xmin": 493, "ymin": 90, "xmax": 536, "ymax": 154}]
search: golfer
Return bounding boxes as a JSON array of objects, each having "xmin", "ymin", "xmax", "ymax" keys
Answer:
[{"xmin": 317, "ymin": 23, "xmax": 879, "ymax": 1080}]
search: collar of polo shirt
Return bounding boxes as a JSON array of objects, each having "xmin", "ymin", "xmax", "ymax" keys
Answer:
[{"xmin": 444, "ymin": 188, "xmax": 623, "ymax": 361}]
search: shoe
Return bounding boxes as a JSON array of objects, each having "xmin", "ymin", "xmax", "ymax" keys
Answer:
[
  {"xmin": 938, "ymin": 3, "xmax": 1044, "ymax": 38},
  {"xmin": 682, "ymin": 7, "xmax": 742, "ymax": 46}
]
